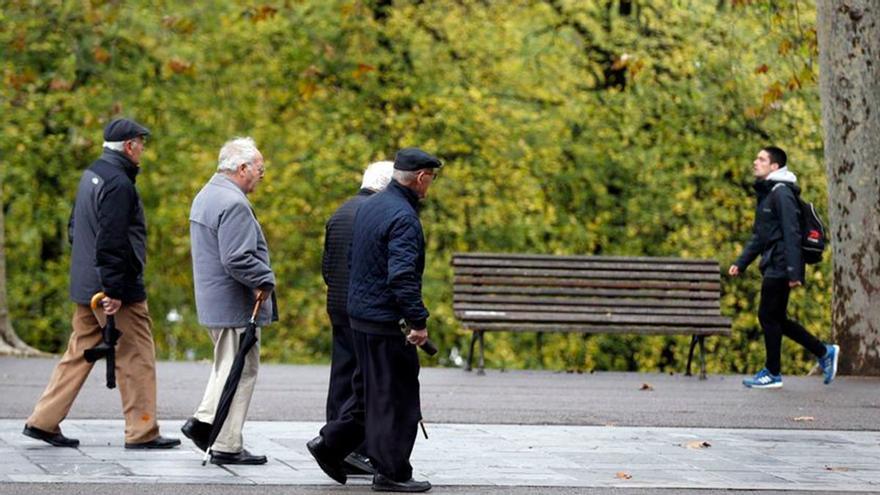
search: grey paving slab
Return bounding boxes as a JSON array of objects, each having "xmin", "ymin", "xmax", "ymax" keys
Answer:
[{"xmin": 4, "ymin": 420, "xmax": 878, "ymax": 491}]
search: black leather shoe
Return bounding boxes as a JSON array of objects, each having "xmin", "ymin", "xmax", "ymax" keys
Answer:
[
  {"xmin": 180, "ymin": 417, "xmax": 212, "ymax": 451},
  {"xmin": 344, "ymin": 451, "xmax": 377, "ymax": 475},
  {"xmin": 210, "ymin": 448, "xmax": 267, "ymax": 465},
  {"xmin": 124, "ymin": 435, "xmax": 181, "ymax": 449},
  {"xmin": 22, "ymin": 424, "xmax": 79, "ymax": 448},
  {"xmin": 372, "ymin": 473, "xmax": 431, "ymax": 492},
  {"xmin": 306, "ymin": 436, "xmax": 347, "ymax": 484}
]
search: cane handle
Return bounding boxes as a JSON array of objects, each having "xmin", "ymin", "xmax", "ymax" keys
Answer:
[{"xmin": 90, "ymin": 292, "xmax": 107, "ymax": 311}]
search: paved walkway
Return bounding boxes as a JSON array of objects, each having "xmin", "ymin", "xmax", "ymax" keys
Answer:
[{"xmin": 2, "ymin": 420, "xmax": 880, "ymax": 491}]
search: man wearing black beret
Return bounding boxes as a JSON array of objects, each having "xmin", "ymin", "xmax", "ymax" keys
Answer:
[
  {"xmin": 308, "ymin": 147, "xmax": 440, "ymax": 493},
  {"xmin": 23, "ymin": 118, "xmax": 180, "ymax": 450}
]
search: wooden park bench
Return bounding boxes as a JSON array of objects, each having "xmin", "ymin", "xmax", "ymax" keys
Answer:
[{"xmin": 452, "ymin": 252, "xmax": 731, "ymax": 379}]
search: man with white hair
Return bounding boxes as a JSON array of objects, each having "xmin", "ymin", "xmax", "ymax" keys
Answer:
[
  {"xmin": 181, "ymin": 137, "xmax": 277, "ymax": 465},
  {"xmin": 320, "ymin": 160, "xmax": 394, "ymax": 476},
  {"xmin": 24, "ymin": 118, "xmax": 179, "ymax": 450}
]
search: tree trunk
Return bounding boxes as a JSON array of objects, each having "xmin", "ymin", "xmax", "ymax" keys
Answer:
[
  {"xmin": 817, "ymin": 1, "xmax": 880, "ymax": 375},
  {"xmin": 0, "ymin": 172, "xmax": 45, "ymax": 356}
]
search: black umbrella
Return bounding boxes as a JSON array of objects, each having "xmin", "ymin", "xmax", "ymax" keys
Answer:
[
  {"xmin": 202, "ymin": 294, "xmax": 264, "ymax": 465},
  {"xmin": 83, "ymin": 292, "xmax": 122, "ymax": 389}
]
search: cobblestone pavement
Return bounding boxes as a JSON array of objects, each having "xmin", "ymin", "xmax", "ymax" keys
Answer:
[{"xmin": 2, "ymin": 420, "xmax": 879, "ymax": 491}]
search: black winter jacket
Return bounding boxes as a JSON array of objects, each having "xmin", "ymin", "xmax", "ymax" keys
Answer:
[
  {"xmin": 347, "ymin": 179, "xmax": 429, "ymax": 334},
  {"xmin": 322, "ymin": 188, "xmax": 374, "ymax": 326},
  {"xmin": 68, "ymin": 149, "xmax": 147, "ymax": 304},
  {"xmin": 734, "ymin": 179, "xmax": 804, "ymax": 283}
]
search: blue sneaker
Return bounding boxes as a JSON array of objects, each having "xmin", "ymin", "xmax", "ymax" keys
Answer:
[
  {"xmin": 743, "ymin": 368, "xmax": 783, "ymax": 389},
  {"xmin": 818, "ymin": 344, "xmax": 839, "ymax": 385}
]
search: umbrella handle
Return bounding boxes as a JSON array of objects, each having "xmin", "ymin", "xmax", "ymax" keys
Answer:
[{"xmin": 250, "ymin": 291, "xmax": 265, "ymax": 323}]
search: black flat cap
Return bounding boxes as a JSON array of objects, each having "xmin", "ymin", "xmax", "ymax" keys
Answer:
[
  {"xmin": 103, "ymin": 118, "xmax": 151, "ymax": 142},
  {"xmin": 394, "ymin": 148, "xmax": 442, "ymax": 171}
]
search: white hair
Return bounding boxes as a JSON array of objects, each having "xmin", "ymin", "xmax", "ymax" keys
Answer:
[
  {"xmin": 361, "ymin": 161, "xmax": 394, "ymax": 191},
  {"xmin": 103, "ymin": 141, "xmax": 125, "ymax": 151},
  {"xmin": 392, "ymin": 169, "xmax": 419, "ymax": 184},
  {"xmin": 217, "ymin": 137, "xmax": 260, "ymax": 172}
]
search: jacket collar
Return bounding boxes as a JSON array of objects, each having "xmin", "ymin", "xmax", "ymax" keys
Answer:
[
  {"xmin": 357, "ymin": 187, "xmax": 375, "ymax": 197},
  {"xmin": 101, "ymin": 149, "xmax": 139, "ymax": 182},
  {"xmin": 210, "ymin": 173, "xmax": 252, "ymax": 203},
  {"xmin": 388, "ymin": 179, "xmax": 420, "ymax": 209}
]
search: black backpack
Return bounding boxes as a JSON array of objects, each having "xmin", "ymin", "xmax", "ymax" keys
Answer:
[{"xmin": 773, "ymin": 183, "xmax": 827, "ymax": 264}]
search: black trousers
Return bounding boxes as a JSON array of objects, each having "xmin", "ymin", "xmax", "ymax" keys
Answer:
[
  {"xmin": 758, "ymin": 277, "xmax": 826, "ymax": 375},
  {"xmin": 326, "ymin": 323, "xmax": 358, "ymax": 422},
  {"xmin": 326, "ymin": 322, "xmax": 368, "ymax": 457},
  {"xmin": 320, "ymin": 330, "xmax": 421, "ymax": 482}
]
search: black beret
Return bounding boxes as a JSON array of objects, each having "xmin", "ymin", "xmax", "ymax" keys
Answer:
[
  {"xmin": 394, "ymin": 148, "xmax": 442, "ymax": 171},
  {"xmin": 103, "ymin": 118, "xmax": 151, "ymax": 142}
]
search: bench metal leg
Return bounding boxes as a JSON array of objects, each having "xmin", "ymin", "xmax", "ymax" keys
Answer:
[
  {"xmin": 686, "ymin": 335, "xmax": 698, "ymax": 376},
  {"xmin": 536, "ymin": 332, "xmax": 544, "ymax": 368},
  {"xmin": 465, "ymin": 331, "xmax": 478, "ymax": 372},
  {"xmin": 477, "ymin": 331, "xmax": 486, "ymax": 375},
  {"xmin": 698, "ymin": 335, "xmax": 707, "ymax": 380}
]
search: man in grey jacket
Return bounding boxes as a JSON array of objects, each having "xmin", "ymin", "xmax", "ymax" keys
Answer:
[{"xmin": 182, "ymin": 137, "xmax": 276, "ymax": 465}]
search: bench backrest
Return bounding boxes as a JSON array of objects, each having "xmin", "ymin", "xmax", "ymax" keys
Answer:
[{"xmin": 452, "ymin": 252, "xmax": 731, "ymax": 335}]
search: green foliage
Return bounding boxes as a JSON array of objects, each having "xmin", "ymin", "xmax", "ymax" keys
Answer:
[{"xmin": 1, "ymin": 0, "xmax": 829, "ymax": 375}]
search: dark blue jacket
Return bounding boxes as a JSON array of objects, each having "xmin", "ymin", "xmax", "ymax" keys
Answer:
[
  {"xmin": 68, "ymin": 149, "xmax": 147, "ymax": 304},
  {"xmin": 347, "ymin": 179, "xmax": 429, "ymax": 334},
  {"xmin": 322, "ymin": 188, "xmax": 374, "ymax": 326},
  {"xmin": 734, "ymin": 179, "xmax": 804, "ymax": 283}
]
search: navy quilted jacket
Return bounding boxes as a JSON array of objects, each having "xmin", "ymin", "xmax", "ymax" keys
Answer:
[{"xmin": 347, "ymin": 179, "xmax": 429, "ymax": 333}]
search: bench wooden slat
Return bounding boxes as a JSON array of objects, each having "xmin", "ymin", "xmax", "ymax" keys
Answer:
[
  {"xmin": 453, "ymin": 303, "xmax": 721, "ymax": 316},
  {"xmin": 454, "ymin": 252, "xmax": 718, "ymax": 265},
  {"xmin": 454, "ymin": 266, "xmax": 719, "ymax": 281},
  {"xmin": 455, "ymin": 276, "xmax": 720, "ymax": 291},
  {"xmin": 455, "ymin": 285, "xmax": 720, "ymax": 299},
  {"xmin": 453, "ymin": 258, "xmax": 720, "ymax": 273},
  {"xmin": 453, "ymin": 294, "xmax": 720, "ymax": 309},
  {"xmin": 458, "ymin": 311, "xmax": 730, "ymax": 326},
  {"xmin": 461, "ymin": 322, "xmax": 731, "ymax": 336}
]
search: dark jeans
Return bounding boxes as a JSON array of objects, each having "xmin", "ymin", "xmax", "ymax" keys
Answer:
[
  {"xmin": 320, "ymin": 330, "xmax": 421, "ymax": 482},
  {"xmin": 758, "ymin": 277, "xmax": 826, "ymax": 375}
]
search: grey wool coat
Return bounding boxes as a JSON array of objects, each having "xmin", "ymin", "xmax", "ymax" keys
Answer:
[{"xmin": 190, "ymin": 173, "xmax": 277, "ymax": 328}]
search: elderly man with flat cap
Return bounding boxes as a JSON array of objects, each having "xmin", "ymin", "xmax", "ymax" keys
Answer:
[
  {"xmin": 23, "ymin": 118, "xmax": 179, "ymax": 450},
  {"xmin": 308, "ymin": 148, "xmax": 440, "ymax": 493}
]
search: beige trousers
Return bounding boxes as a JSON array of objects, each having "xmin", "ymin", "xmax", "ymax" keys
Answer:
[
  {"xmin": 194, "ymin": 326, "xmax": 260, "ymax": 453},
  {"xmin": 27, "ymin": 302, "xmax": 160, "ymax": 444}
]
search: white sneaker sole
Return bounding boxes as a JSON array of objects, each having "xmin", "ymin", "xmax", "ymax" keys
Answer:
[{"xmin": 747, "ymin": 382, "xmax": 783, "ymax": 389}]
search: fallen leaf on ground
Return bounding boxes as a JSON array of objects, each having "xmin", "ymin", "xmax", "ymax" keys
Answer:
[
  {"xmin": 792, "ymin": 416, "xmax": 815, "ymax": 422},
  {"xmin": 825, "ymin": 465, "xmax": 850, "ymax": 472},
  {"xmin": 683, "ymin": 440, "xmax": 712, "ymax": 449},
  {"xmin": 616, "ymin": 471, "xmax": 632, "ymax": 480},
  {"xmin": 639, "ymin": 383, "xmax": 654, "ymax": 391}
]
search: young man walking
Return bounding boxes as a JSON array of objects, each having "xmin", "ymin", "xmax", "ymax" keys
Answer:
[{"xmin": 729, "ymin": 146, "xmax": 839, "ymax": 389}]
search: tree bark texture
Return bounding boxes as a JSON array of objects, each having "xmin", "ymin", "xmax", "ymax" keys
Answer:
[
  {"xmin": 817, "ymin": 0, "xmax": 880, "ymax": 375},
  {"xmin": 0, "ymin": 173, "xmax": 44, "ymax": 355}
]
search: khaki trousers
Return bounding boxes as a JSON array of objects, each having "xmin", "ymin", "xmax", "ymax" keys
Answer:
[
  {"xmin": 193, "ymin": 327, "xmax": 260, "ymax": 453},
  {"xmin": 27, "ymin": 302, "xmax": 160, "ymax": 444}
]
